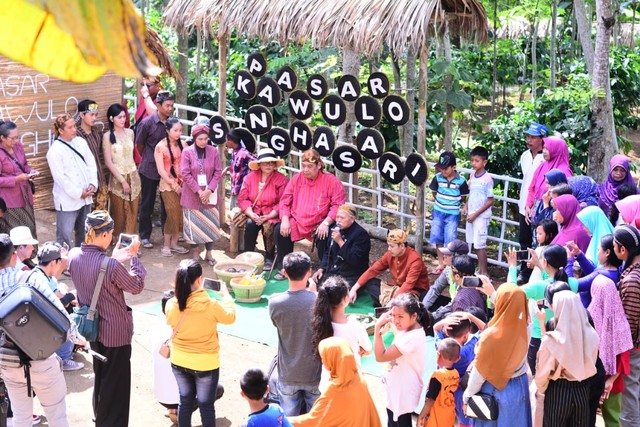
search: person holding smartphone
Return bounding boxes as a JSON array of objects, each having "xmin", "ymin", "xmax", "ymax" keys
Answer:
[{"xmin": 449, "ymin": 255, "xmax": 488, "ymax": 316}]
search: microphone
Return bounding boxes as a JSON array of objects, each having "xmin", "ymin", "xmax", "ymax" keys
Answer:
[{"xmin": 329, "ymin": 225, "xmax": 341, "ymax": 250}]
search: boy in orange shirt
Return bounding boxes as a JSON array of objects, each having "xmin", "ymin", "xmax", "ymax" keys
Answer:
[{"xmin": 418, "ymin": 338, "xmax": 461, "ymax": 427}]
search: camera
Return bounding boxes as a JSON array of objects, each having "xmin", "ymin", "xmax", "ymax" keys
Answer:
[
  {"xmin": 117, "ymin": 233, "xmax": 135, "ymax": 248},
  {"xmin": 462, "ymin": 276, "xmax": 482, "ymax": 288}
]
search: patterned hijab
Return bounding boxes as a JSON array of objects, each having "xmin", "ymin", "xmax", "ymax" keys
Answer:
[
  {"xmin": 576, "ymin": 206, "xmax": 615, "ymax": 265},
  {"xmin": 588, "ymin": 275, "xmax": 634, "ymax": 374},
  {"xmin": 474, "ymin": 284, "xmax": 529, "ymax": 390},
  {"xmin": 551, "ymin": 194, "xmax": 590, "ymax": 252},
  {"xmin": 599, "ymin": 155, "xmax": 635, "ymax": 215},
  {"xmin": 569, "ymin": 175, "xmax": 599, "ymax": 208}
]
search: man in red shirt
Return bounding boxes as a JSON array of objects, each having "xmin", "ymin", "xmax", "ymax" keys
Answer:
[
  {"xmin": 349, "ymin": 229, "xmax": 429, "ymax": 307},
  {"xmin": 275, "ymin": 149, "xmax": 346, "ymax": 279}
]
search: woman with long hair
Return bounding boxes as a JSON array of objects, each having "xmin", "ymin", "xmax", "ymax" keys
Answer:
[
  {"xmin": 102, "ymin": 104, "xmax": 141, "ymax": 242},
  {"xmin": 508, "ymin": 244, "xmax": 579, "ymax": 374},
  {"xmin": 180, "ymin": 124, "xmax": 223, "ymax": 265},
  {"xmin": 164, "ymin": 259, "xmax": 235, "ymax": 427},
  {"xmin": 0, "ymin": 120, "xmax": 37, "ymax": 237},
  {"xmin": 154, "ymin": 118, "xmax": 188, "ymax": 257},
  {"xmin": 310, "ymin": 276, "xmax": 371, "ymax": 391}
]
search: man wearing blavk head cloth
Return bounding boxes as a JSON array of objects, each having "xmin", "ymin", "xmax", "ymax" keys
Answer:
[
  {"xmin": 349, "ymin": 229, "xmax": 429, "ymax": 306},
  {"xmin": 67, "ymin": 211, "xmax": 146, "ymax": 427},
  {"xmin": 0, "ymin": 234, "xmax": 85, "ymax": 427},
  {"xmin": 312, "ymin": 204, "xmax": 371, "ymax": 287},
  {"xmin": 76, "ymin": 100, "xmax": 110, "ymax": 211}
]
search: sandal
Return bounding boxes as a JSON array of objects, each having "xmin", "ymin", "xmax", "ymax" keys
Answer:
[
  {"xmin": 160, "ymin": 247, "xmax": 173, "ymax": 257},
  {"xmin": 170, "ymin": 246, "xmax": 189, "ymax": 254},
  {"xmin": 205, "ymin": 258, "xmax": 217, "ymax": 267},
  {"xmin": 430, "ymin": 267, "xmax": 444, "ymax": 275},
  {"xmin": 273, "ymin": 272, "xmax": 286, "ymax": 281},
  {"xmin": 263, "ymin": 259, "xmax": 274, "ymax": 271}
]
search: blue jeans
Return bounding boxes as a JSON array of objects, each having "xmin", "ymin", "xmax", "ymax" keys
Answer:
[
  {"xmin": 55, "ymin": 339, "xmax": 74, "ymax": 362},
  {"xmin": 430, "ymin": 209, "xmax": 459, "ymax": 245},
  {"xmin": 56, "ymin": 204, "xmax": 91, "ymax": 248},
  {"xmin": 277, "ymin": 381, "xmax": 320, "ymax": 416},
  {"xmin": 172, "ymin": 364, "xmax": 219, "ymax": 427}
]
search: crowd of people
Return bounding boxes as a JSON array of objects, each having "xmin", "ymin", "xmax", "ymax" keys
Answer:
[{"xmin": 0, "ymin": 84, "xmax": 638, "ymax": 427}]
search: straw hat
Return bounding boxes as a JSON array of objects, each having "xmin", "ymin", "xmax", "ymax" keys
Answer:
[
  {"xmin": 249, "ymin": 148, "xmax": 285, "ymax": 170},
  {"xmin": 9, "ymin": 226, "xmax": 38, "ymax": 246}
]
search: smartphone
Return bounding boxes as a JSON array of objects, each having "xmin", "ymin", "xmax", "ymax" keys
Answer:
[
  {"xmin": 117, "ymin": 233, "xmax": 134, "ymax": 248},
  {"xmin": 203, "ymin": 278, "xmax": 221, "ymax": 291},
  {"xmin": 28, "ymin": 171, "xmax": 39, "ymax": 177},
  {"xmin": 462, "ymin": 276, "xmax": 482, "ymax": 288},
  {"xmin": 375, "ymin": 306, "xmax": 391, "ymax": 318},
  {"xmin": 516, "ymin": 250, "xmax": 530, "ymax": 261},
  {"xmin": 537, "ymin": 299, "xmax": 548, "ymax": 310}
]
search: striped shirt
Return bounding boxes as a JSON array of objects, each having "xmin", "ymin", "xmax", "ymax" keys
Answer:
[
  {"xmin": 429, "ymin": 173, "xmax": 469, "ymax": 214},
  {"xmin": 68, "ymin": 244, "xmax": 146, "ymax": 347},
  {"xmin": 229, "ymin": 147, "xmax": 256, "ymax": 195},
  {"xmin": 619, "ymin": 261, "xmax": 640, "ymax": 348},
  {"xmin": 279, "ymin": 171, "xmax": 346, "ymax": 242},
  {"xmin": 237, "ymin": 170, "xmax": 289, "ymax": 224},
  {"xmin": 0, "ymin": 266, "xmax": 78, "ymax": 342}
]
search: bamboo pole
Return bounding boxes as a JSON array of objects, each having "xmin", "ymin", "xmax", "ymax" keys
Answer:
[
  {"xmin": 218, "ymin": 33, "xmax": 228, "ymax": 224},
  {"xmin": 415, "ymin": 41, "xmax": 429, "ymax": 254}
]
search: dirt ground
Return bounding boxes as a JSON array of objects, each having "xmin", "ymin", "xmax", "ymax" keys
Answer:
[{"xmin": 28, "ymin": 209, "xmax": 398, "ymax": 427}]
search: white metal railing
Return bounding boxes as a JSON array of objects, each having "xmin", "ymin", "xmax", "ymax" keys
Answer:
[{"xmin": 125, "ymin": 95, "xmax": 523, "ymax": 266}]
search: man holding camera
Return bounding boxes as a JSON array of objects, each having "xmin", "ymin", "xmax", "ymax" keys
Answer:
[
  {"xmin": 349, "ymin": 229, "xmax": 429, "ymax": 306},
  {"xmin": 0, "ymin": 234, "xmax": 84, "ymax": 427},
  {"xmin": 67, "ymin": 211, "xmax": 146, "ymax": 427}
]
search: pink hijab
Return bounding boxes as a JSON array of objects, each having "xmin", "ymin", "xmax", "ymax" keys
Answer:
[
  {"xmin": 551, "ymin": 194, "xmax": 590, "ymax": 252},
  {"xmin": 615, "ymin": 194, "xmax": 640, "ymax": 229},
  {"xmin": 526, "ymin": 136, "xmax": 573, "ymax": 208},
  {"xmin": 588, "ymin": 275, "xmax": 633, "ymax": 374}
]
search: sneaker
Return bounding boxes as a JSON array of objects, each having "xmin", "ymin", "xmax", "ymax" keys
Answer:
[
  {"xmin": 62, "ymin": 359, "xmax": 84, "ymax": 371},
  {"xmin": 141, "ymin": 239, "xmax": 154, "ymax": 249}
]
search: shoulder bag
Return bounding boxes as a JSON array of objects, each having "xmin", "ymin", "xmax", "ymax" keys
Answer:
[
  {"xmin": 71, "ymin": 257, "xmax": 109, "ymax": 342},
  {"xmin": 159, "ymin": 311, "xmax": 188, "ymax": 359},
  {"xmin": 465, "ymin": 393, "xmax": 499, "ymax": 420},
  {"xmin": 231, "ymin": 179, "xmax": 267, "ymax": 228},
  {"xmin": 0, "ymin": 147, "xmax": 35, "ymax": 194}
]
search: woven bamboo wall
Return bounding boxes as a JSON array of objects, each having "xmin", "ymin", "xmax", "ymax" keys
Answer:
[{"xmin": 0, "ymin": 56, "xmax": 123, "ymax": 210}]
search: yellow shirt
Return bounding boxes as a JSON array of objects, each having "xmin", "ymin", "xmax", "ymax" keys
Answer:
[{"xmin": 165, "ymin": 289, "xmax": 236, "ymax": 371}]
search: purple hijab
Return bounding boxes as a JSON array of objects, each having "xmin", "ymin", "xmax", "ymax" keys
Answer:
[
  {"xmin": 551, "ymin": 194, "xmax": 591, "ymax": 252},
  {"xmin": 598, "ymin": 154, "xmax": 635, "ymax": 215}
]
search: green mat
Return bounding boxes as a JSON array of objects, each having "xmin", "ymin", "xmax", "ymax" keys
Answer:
[{"xmin": 139, "ymin": 275, "xmax": 430, "ymax": 377}]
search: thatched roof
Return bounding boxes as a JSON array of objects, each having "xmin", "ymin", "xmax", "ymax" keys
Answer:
[
  {"xmin": 145, "ymin": 26, "xmax": 182, "ymax": 80},
  {"xmin": 164, "ymin": 0, "xmax": 488, "ymax": 56}
]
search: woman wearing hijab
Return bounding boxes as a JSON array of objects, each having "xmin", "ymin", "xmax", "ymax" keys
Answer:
[
  {"xmin": 588, "ymin": 274, "xmax": 634, "ymax": 427},
  {"xmin": 577, "ymin": 206, "xmax": 615, "ymax": 265},
  {"xmin": 289, "ymin": 337, "xmax": 381, "ymax": 427},
  {"xmin": 525, "ymin": 136, "xmax": 573, "ymax": 223},
  {"xmin": 569, "ymin": 175, "xmax": 599, "ymax": 208},
  {"xmin": 532, "ymin": 169, "xmax": 568, "ymax": 225},
  {"xmin": 550, "ymin": 194, "xmax": 590, "ymax": 252},
  {"xmin": 535, "ymin": 291, "xmax": 599, "ymax": 426},
  {"xmin": 615, "ymin": 194, "xmax": 640, "ymax": 229},
  {"xmin": 463, "ymin": 283, "xmax": 531, "ymax": 427},
  {"xmin": 599, "ymin": 155, "xmax": 636, "ymax": 216}
]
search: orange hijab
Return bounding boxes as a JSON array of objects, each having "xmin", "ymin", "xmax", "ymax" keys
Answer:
[
  {"xmin": 474, "ymin": 284, "xmax": 529, "ymax": 390},
  {"xmin": 289, "ymin": 337, "xmax": 381, "ymax": 427}
]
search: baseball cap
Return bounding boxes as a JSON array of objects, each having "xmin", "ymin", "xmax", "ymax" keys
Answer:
[
  {"xmin": 439, "ymin": 239, "xmax": 469, "ymax": 256},
  {"xmin": 525, "ymin": 123, "xmax": 548, "ymax": 137},
  {"xmin": 435, "ymin": 151, "xmax": 456, "ymax": 169},
  {"xmin": 37, "ymin": 241, "xmax": 62, "ymax": 263}
]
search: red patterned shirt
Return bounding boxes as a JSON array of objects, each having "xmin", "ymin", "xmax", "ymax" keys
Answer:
[{"xmin": 229, "ymin": 147, "xmax": 256, "ymax": 195}]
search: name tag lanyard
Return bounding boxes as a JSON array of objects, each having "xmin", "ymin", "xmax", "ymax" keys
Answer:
[{"xmin": 197, "ymin": 149, "xmax": 208, "ymax": 187}]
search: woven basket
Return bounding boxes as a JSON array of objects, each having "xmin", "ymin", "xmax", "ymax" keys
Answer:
[
  {"xmin": 235, "ymin": 252, "xmax": 265, "ymax": 271},
  {"xmin": 213, "ymin": 262, "xmax": 256, "ymax": 286},
  {"xmin": 229, "ymin": 277, "xmax": 267, "ymax": 303}
]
